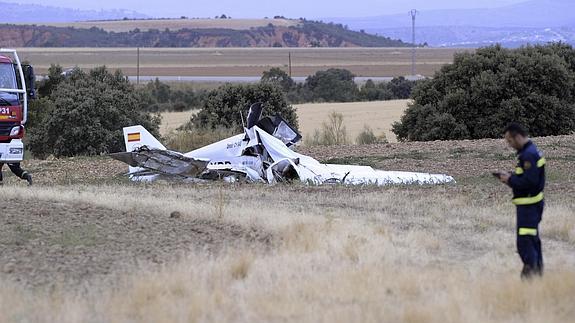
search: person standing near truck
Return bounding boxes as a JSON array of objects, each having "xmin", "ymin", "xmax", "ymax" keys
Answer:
[
  {"xmin": 0, "ymin": 162, "xmax": 32, "ymax": 185},
  {"xmin": 0, "ymin": 51, "xmax": 35, "ymax": 186}
]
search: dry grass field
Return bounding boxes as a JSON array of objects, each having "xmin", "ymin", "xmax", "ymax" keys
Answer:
[
  {"xmin": 159, "ymin": 100, "xmax": 408, "ymax": 141},
  {"xmin": 16, "ymin": 47, "xmax": 466, "ymax": 77},
  {"xmin": 295, "ymin": 100, "xmax": 408, "ymax": 142},
  {"xmin": 0, "ymin": 134, "xmax": 574, "ymax": 322},
  {"xmin": 159, "ymin": 110, "xmax": 198, "ymax": 135},
  {"xmin": 31, "ymin": 18, "xmax": 300, "ymax": 32}
]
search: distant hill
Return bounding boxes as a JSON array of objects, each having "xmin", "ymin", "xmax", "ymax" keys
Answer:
[
  {"xmin": 31, "ymin": 18, "xmax": 300, "ymax": 32},
  {"xmin": 0, "ymin": 20, "xmax": 410, "ymax": 48},
  {"xmin": 328, "ymin": 0, "xmax": 575, "ymax": 47},
  {"xmin": 0, "ymin": 1, "xmax": 148, "ymax": 23}
]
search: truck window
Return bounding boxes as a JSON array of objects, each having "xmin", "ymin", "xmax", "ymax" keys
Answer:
[{"xmin": 0, "ymin": 63, "xmax": 17, "ymax": 90}]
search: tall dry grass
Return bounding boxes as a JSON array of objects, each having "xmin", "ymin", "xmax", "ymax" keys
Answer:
[{"xmin": 0, "ymin": 183, "xmax": 574, "ymax": 322}]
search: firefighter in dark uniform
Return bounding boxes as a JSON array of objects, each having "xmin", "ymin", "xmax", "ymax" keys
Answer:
[
  {"xmin": 496, "ymin": 123, "xmax": 545, "ymax": 279},
  {"xmin": 0, "ymin": 162, "xmax": 32, "ymax": 185}
]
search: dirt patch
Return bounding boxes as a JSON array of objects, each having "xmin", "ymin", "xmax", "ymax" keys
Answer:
[{"xmin": 0, "ymin": 197, "xmax": 272, "ymax": 288}]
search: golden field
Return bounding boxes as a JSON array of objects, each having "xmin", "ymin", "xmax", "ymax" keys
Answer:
[
  {"xmin": 159, "ymin": 110, "xmax": 198, "ymax": 135},
  {"xmin": 295, "ymin": 100, "xmax": 409, "ymax": 142},
  {"xmin": 16, "ymin": 47, "xmax": 466, "ymax": 77},
  {"xmin": 0, "ymin": 134, "xmax": 574, "ymax": 322},
  {"xmin": 159, "ymin": 100, "xmax": 409, "ymax": 142},
  {"xmin": 156, "ymin": 100, "xmax": 408, "ymax": 151}
]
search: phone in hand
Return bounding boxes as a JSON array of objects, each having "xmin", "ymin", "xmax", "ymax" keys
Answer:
[{"xmin": 492, "ymin": 172, "xmax": 502, "ymax": 179}]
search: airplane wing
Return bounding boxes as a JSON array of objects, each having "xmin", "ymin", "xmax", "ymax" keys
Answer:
[{"xmin": 110, "ymin": 146, "xmax": 209, "ymax": 178}]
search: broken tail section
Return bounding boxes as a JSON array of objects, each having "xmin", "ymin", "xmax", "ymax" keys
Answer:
[
  {"xmin": 112, "ymin": 125, "xmax": 210, "ymax": 181},
  {"xmin": 121, "ymin": 125, "xmax": 166, "ymax": 181},
  {"xmin": 123, "ymin": 125, "xmax": 166, "ymax": 152}
]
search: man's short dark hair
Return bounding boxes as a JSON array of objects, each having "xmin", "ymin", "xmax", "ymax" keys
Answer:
[{"xmin": 504, "ymin": 123, "xmax": 528, "ymax": 137}]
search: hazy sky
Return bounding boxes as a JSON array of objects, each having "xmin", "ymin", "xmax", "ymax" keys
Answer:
[{"xmin": 5, "ymin": 0, "xmax": 527, "ymax": 18}]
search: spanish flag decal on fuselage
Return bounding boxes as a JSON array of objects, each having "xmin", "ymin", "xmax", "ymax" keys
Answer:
[{"xmin": 127, "ymin": 132, "xmax": 141, "ymax": 142}]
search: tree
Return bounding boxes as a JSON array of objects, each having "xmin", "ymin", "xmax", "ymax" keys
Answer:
[
  {"xmin": 188, "ymin": 83, "xmax": 298, "ymax": 131},
  {"xmin": 304, "ymin": 68, "xmax": 359, "ymax": 102},
  {"xmin": 388, "ymin": 76, "xmax": 415, "ymax": 99},
  {"xmin": 36, "ymin": 64, "xmax": 64, "ymax": 98},
  {"xmin": 393, "ymin": 43, "xmax": 575, "ymax": 141},
  {"xmin": 261, "ymin": 68, "xmax": 295, "ymax": 92},
  {"xmin": 28, "ymin": 67, "xmax": 160, "ymax": 158}
]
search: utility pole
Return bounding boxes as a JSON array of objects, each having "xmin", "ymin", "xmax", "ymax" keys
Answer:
[
  {"xmin": 288, "ymin": 52, "xmax": 292, "ymax": 77},
  {"xmin": 409, "ymin": 9, "xmax": 418, "ymax": 76},
  {"xmin": 136, "ymin": 47, "xmax": 140, "ymax": 85}
]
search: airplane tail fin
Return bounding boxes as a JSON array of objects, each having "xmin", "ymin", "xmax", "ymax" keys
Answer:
[
  {"xmin": 122, "ymin": 125, "xmax": 166, "ymax": 176},
  {"xmin": 123, "ymin": 125, "xmax": 166, "ymax": 152}
]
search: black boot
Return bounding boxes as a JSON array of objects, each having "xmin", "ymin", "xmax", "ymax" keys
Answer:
[
  {"xmin": 23, "ymin": 173, "xmax": 32, "ymax": 186},
  {"xmin": 521, "ymin": 264, "xmax": 534, "ymax": 280}
]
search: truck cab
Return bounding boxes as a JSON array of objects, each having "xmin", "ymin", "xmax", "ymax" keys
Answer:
[{"xmin": 0, "ymin": 49, "xmax": 34, "ymax": 163}]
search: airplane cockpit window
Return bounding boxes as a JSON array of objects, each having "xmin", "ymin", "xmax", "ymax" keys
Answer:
[{"xmin": 273, "ymin": 121, "xmax": 299, "ymax": 145}]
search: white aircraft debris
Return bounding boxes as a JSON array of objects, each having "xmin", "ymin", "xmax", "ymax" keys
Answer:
[{"xmin": 110, "ymin": 103, "xmax": 455, "ymax": 186}]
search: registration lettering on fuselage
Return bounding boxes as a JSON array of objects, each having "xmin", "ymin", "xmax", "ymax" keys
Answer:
[{"xmin": 226, "ymin": 141, "xmax": 242, "ymax": 150}]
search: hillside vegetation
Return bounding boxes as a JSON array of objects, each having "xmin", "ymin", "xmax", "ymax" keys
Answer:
[{"xmin": 0, "ymin": 20, "xmax": 408, "ymax": 48}]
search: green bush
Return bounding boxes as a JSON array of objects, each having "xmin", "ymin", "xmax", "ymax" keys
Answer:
[
  {"xmin": 303, "ymin": 68, "xmax": 359, "ymax": 102},
  {"xmin": 356, "ymin": 125, "xmax": 388, "ymax": 145},
  {"xmin": 393, "ymin": 43, "xmax": 575, "ymax": 141},
  {"xmin": 260, "ymin": 68, "xmax": 418, "ymax": 104},
  {"xmin": 261, "ymin": 67, "xmax": 295, "ymax": 92},
  {"xmin": 137, "ymin": 78, "xmax": 207, "ymax": 112},
  {"xmin": 188, "ymin": 82, "xmax": 298, "ymax": 131},
  {"xmin": 28, "ymin": 66, "xmax": 160, "ymax": 158}
]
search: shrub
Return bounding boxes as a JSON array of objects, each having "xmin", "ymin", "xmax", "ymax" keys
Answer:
[
  {"xmin": 356, "ymin": 125, "xmax": 388, "ymax": 145},
  {"xmin": 28, "ymin": 66, "xmax": 160, "ymax": 158},
  {"xmin": 304, "ymin": 111, "xmax": 349, "ymax": 146},
  {"xmin": 188, "ymin": 82, "xmax": 298, "ymax": 131},
  {"xmin": 393, "ymin": 43, "xmax": 575, "ymax": 141},
  {"xmin": 303, "ymin": 69, "xmax": 359, "ymax": 102},
  {"xmin": 137, "ymin": 78, "xmax": 207, "ymax": 112},
  {"xmin": 261, "ymin": 67, "xmax": 295, "ymax": 92}
]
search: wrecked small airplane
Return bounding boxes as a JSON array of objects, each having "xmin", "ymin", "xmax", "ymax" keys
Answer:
[{"xmin": 110, "ymin": 103, "xmax": 455, "ymax": 186}]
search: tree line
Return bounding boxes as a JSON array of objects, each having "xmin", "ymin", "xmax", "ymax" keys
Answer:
[{"xmin": 137, "ymin": 68, "xmax": 418, "ymax": 114}]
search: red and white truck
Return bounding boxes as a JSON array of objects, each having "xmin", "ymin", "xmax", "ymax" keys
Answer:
[{"xmin": 0, "ymin": 49, "xmax": 35, "ymax": 162}]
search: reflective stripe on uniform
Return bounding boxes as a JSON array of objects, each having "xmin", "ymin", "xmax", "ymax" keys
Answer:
[
  {"xmin": 537, "ymin": 157, "xmax": 546, "ymax": 168},
  {"xmin": 515, "ymin": 167, "xmax": 524, "ymax": 175},
  {"xmin": 512, "ymin": 192, "xmax": 544, "ymax": 205},
  {"xmin": 518, "ymin": 228, "xmax": 538, "ymax": 236}
]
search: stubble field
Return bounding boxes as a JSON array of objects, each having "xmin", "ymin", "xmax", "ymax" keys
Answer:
[
  {"xmin": 16, "ymin": 47, "xmax": 466, "ymax": 77},
  {"xmin": 0, "ymin": 134, "xmax": 574, "ymax": 322}
]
